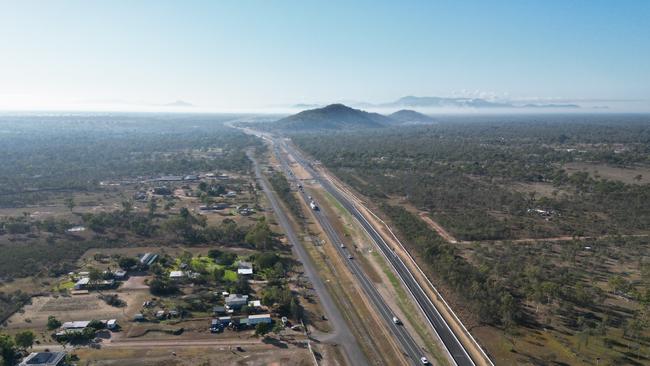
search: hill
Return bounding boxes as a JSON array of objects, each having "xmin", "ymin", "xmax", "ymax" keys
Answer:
[
  {"xmin": 388, "ymin": 109, "xmax": 435, "ymax": 124},
  {"xmin": 273, "ymin": 104, "xmax": 394, "ymax": 131}
]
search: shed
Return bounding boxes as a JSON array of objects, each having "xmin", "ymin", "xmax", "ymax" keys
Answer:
[
  {"xmin": 248, "ymin": 314, "xmax": 272, "ymax": 325},
  {"xmin": 107, "ymin": 319, "xmax": 117, "ymax": 329}
]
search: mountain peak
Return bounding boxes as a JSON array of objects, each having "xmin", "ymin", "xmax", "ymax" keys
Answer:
[
  {"xmin": 273, "ymin": 104, "xmax": 393, "ymax": 131},
  {"xmin": 389, "ymin": 109, "xmax": 435, "ymax": 124}
]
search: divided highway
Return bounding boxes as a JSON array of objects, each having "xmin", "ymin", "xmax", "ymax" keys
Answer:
[
  {"xmin": 248, "ymin": 150, "xmax": 370, "ymax": 366},
  {"xmin": 272, "ymin": 145, "xmax": 429, "ymax": 365},
  {"xmin": 278, "ymin": 139, "xmax": 481, "ymax": 366}
]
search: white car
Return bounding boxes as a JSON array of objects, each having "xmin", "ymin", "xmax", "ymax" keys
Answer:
[
  {"xmin": 420, "ymin": 356, "xmax": 429, "ymax": 365},
  {"xmin": 392, "ymin": 316, "xmax": 401, "ymax": 325}
]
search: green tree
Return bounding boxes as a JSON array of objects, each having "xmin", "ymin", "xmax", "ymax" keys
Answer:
[
  {"xmin": 147, "ymin": 197, "xmax": 158, "ymax": 217},
  {"xmin": 64, "ymin": 197, "xmax": 75, "ymax": 212},
  {"xmin": 245, "ymin": 218, "xmax": 273, "ymax": 250},
  {"xmin": 290, "ymin": 297, "xmax": 303, "ymax": 320},
  {"xmin": 0, "ymin": 333, "xmax": 17, "ymax": 366},
  {"xmin": 255, "ymin": 322, "xmax": 271, "ymax": 336},
  {"xmin": 88, "ymin": 267, "xmax": 103, "ymax": 290},
  {"xmin": 14, "ymin": 330, "xmax": 35, "ymax": 350},
  {"xmin": 121, "ymin": 200, "xmax": 133, "ymax": 214},
  {"xmin": 118, "ymin": 257, "xmax": 138, "ymax": 270},
  {"xmin": 47, "ymin": 315, "xmax": 62, "ymax": 330}
]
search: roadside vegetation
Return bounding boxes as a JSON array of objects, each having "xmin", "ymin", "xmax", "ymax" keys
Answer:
[
  {"xmin": 268, "ymin": 171, "xmax": 304, "ymax": 221},
  {"xmin": 292, "ymin": 114, "xmax": 650, "ymax": 365}
]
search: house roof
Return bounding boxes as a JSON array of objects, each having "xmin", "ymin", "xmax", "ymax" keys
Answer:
[
  {"xmin": 140, "ymin": 253, "xmax": 158, "ymax": 265},
  {"xmin": 61, "ymin": 320, "xmax": 90, "ymax": 329},
  {"xmin": 19, "ymin": 352, "xmax": 66, "ymax": 366},
  {"xmin": 225, "ymin": 294, "xmax": 248, "ymax": 304},
  {"xmin": 249, "ymin": 314, "xmax": 271, "ymax": 319},
  {"xmin": 237, "ymin": 268, "xmax": 253, "ymax": 275},
  {"xmin": 75, "ymin": 277, "xmax": 90, "ymax": 286}
]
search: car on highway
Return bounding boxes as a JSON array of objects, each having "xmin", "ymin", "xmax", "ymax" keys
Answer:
[
  {"xmin": 392, "ymin": 316, "xmax": 401, "ymax": 325},
  {"xmin": 420, "ymin": 356, "xmax": 429, "ymax": 365},
  {"xmin": 340, "ymin": 243, "xmax": 345, "ymax": 248},
  {"xmin": 347, "ymin": 254, "xmax": 353, "ymax": 259}
]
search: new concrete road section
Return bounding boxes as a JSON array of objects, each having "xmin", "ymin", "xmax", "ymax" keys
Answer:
[
  {"xmin": 272, "ymin": 145, "xmax": 431, "ymax": 366},
  {"xmin": 279, "ymin": 139, "xmax": 482, "ymax": 366},
  {"xmin": 247, "ymin": 151, "xmax": 370, "ymax": 366}
]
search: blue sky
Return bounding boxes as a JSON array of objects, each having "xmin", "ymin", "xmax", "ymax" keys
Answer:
[{"xmin": 0, "ymin": 0, "xmax": 648, "ymax": 111}]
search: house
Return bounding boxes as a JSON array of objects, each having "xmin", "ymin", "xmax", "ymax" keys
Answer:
[
  {"xmin": 66, "ymin": 226, "xmax": 85, "ymax": 233},
  {"xmin": 225, "ymin": 294, "xmax": 248, "ymax": 310},
  {"xmin": 214, "ymin": 203, "xmax": 230, "ymax": 210},
  {"xmin": 133, "ymin": 191, "xmax": 147, "ymax": 201},
  {"xmin": 61, "ymin": 320, "xmax": 91, "ymax": 330},
  {"xmin": 238, "ymin": 208, "xmax": 255, "ymax": 216},
  {"xmin": 134, "ymin": 313, "xmax": 145, "ymax": 321},
  {"xmin": 156, "ymin": 310, "xmax": 166, "ymax": 319},
  {"xmin": 216, "ymin": 316, "xmax": 232, "ymax": 325},
  {"xmin": 225, "ymin": 191, "xmax": 237, "ymax": 198},
  {"xmin": 212, "ymin": 305, "xmax": 226, "ymax": 315},
  {"xmin": 107, "ymin": 319, "xmax": 117, "ymax": 330},
  {"xmin": 113, "ymin": 270, "xmax": 127, "ymax": 280},
  {"xmin": 248, "ymin": 314, "xmax": 272, "ymax": 325},
  {"xmin": 73, "ymin": 277, "xmax": 89, "ymax": 290},
  {"xmin": 19, "ymin": 352, "xmax": 66, "ymax": 366},
  {"xmin": 237, "ymin": 261, "xmax": 254, "ymax": 276},
  {"xmin": 169, "ymin": 271, "xmax": 185, "ymax": 280},
  {"xmin": 140, "ymin": 253, "xmax": 158, "ymax": 266},
  {"xmin": 183, "ymin": 175, "xmax": 199, "ymax": 181},
  {"xmin": 74, "ymin": 277, "xmax": 115, "ymax": 290},
  {"xmin": 154, "ymin": 176, "xmax": 183, "ymax": 182},
  {"xmin": 248, "ymin": 300, "xmax": 262, "ymax": 308}
]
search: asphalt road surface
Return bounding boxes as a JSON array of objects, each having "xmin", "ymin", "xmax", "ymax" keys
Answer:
[
  {"xmin": 271, "ymin": 144, "xmax": 431, "ymax": 366},
  {"xmin": 248, "ymin": 150, "xmax": 370, "ymax": 366},
  {"xmin": 279, "ymin": 139, "xmax": 479, "ymax": 366}
]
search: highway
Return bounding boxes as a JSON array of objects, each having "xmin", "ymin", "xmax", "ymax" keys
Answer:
[
  {"xmin": 276, "ymin": 138, "xmax": 480, "ymax": 366},
  {"xmin": 271, "ymin": 143, "xmax": 431, "ymax": 366},
  {"xmin": 248, "ymin": 150, "xmax": 370, "ymax": 366}
]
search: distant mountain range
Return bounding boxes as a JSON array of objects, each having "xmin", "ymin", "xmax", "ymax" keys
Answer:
[
  {"xmin": 292, "ymin": 96, "xmax": 580, "ymax": 110},
  {"xmin": 272, "ymin": 104, "xmax": 436, "ymax": 131}
]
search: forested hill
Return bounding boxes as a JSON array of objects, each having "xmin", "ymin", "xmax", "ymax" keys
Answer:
[
  {"xmin": 388, "ymin": 109, "xmax": 435, "ymax": 124},
  {"xmin": 272, "ymin": 104, "xmax": 395, "ymax": 131}
]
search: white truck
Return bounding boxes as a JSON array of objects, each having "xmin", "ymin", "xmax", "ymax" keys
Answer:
[{"xmin": 309, "ymin": 201, "xmax": 318, "ymax": 210}]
